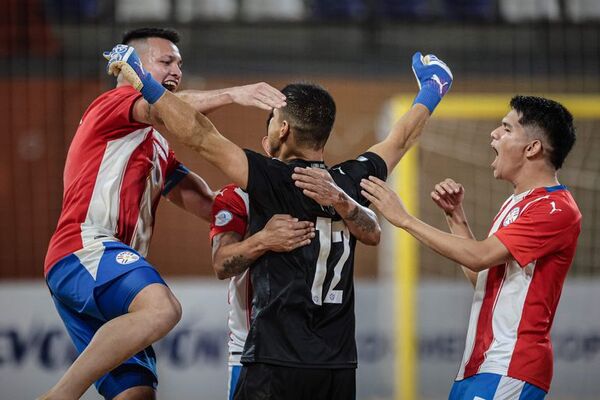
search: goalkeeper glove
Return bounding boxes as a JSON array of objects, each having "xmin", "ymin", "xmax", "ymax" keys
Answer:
[
  {"xmin": 103, "ymin": 44, "xmax": 166, "ymax": 104},
  {"xmin": 412, "ymin": 52, "xmax": 453, "ymax": 113}
]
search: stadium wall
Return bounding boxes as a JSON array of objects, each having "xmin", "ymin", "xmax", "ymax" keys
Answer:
[{"xmin": 1, "ymin": 279, "xmax": 598, "ymax": 399}]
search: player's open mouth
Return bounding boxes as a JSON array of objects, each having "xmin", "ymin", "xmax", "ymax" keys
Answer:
[
  {"xmin": 162, "ymin": 81, "xmax": 178, "ymax": 92},
  {"xmin": 491, "ymin": 144, "xmax": 498, "ymax": 167}
]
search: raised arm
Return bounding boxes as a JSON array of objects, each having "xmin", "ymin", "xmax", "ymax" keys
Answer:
[
  {"xmin": 291, "ymin": 167, "xmax": 381, "ymax": 245},
  {"xmin": 105, "ymin": 44, "xmax": 254, "ymax": 189},
  {"xmin": 368, "ymin": 53, "xmax": 453, "ymax": 172},
  {"xmin": 212, "ymin": 215, "xmax": 315, "ymax": 280},
  {"xmin": 430, "ymin": 179, "xmax": 478, "ymax": 287},
  {"xmin": 361, "ymin": 176, "xmax": 512, "ymax": 272}
]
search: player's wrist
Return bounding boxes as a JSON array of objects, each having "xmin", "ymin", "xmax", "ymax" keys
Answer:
[
  {"xmin": 139, "ymin": 73, "xmax": 166, "ymax": 104},
  {"xmin": 332, "ymin": 191, "xmax": 353, "ymax": 217},
  {"xmin": 413, "ymin": 82, "xmax": 442, "ymax": 113},
  {"xmin": 250, "ymin": 231, "xmax": 270, "ymax": 253}
]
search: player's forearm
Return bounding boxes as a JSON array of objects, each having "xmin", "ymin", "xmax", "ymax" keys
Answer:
[
  {"xmin": 213, "ymin": 234, "xmax": 269, "ymax": 279},
  {"xmin": 334, "ymin": 193, "xmax": 381, "ymax": 245},
  {"xmin": 368, "ymin": 104, "xmax": 429, "ymax": 172},
  {"xmin": 443, "ymin": 209, "xmax": 479, "ymax": 287},
  {"xmin": 402, "ymin": 216, "xmax": 498, "ymax": 272},
  {"xmin": 176, "ymin": 89, "xmax": 234, "ymax": 115},
  {"xmin": 166, "ymin": 172, "xmax": 216, "ymax": 222},
  {"xmin": 151, "ymin": 91, "xmax": 219, "ymax": 150}
]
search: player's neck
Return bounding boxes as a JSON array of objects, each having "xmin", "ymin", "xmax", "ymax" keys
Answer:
[
  {"xmin": 511, "ymin": 164, "xmax": 559, "ymax": 194},
  {"xmin": 279, "ymin": 146, "xmax": 324, "ymax": 163}
]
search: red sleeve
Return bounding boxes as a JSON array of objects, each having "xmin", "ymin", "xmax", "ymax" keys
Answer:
[
  {"xmin": 494, "ymin": 197, "xmax": 581, "ymax": 267},
  {"xmin": 85, "ymin": 86, "xmax": 148, "ymax": 140},
  {"xmin": 209, "ymin": 185, "xmax": 249, "ymax": 242}
]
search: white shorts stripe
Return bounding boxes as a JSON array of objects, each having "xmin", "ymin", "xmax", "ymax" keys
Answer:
[{"xmin": 492, "ymin": 375, "xmax": 525, "ymax": 400}]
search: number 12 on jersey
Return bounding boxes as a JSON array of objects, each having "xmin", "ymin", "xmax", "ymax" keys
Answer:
[{"xmin": 311, "ymin": 217, "xmax": 351, "ymax": 305}]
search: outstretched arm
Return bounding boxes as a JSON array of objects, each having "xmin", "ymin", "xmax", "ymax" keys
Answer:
[
  {"xmin": 212, "ymin": 215, "xmax": 315, "ymax": 280},
  {"xmin": 176, "ymin": 83, "xmax": 287, "ymax": 114},
  {"xmin": 368, "ymin": 53, "xmax": 453, "ymax": 173},
  {"xmin": 291, "ymin": 167, "xmax": 381, "ymax": 245},
  {"xmin": 105, "ymin": 44, "xmax": 253, "ymax": 189},
  {"xmin": 361, "ymin": 176, "xmax": 511, "ymax": 272},
  {"xmin": 431, "ymin": 179, "xmax": 478, "ymax": 287}
]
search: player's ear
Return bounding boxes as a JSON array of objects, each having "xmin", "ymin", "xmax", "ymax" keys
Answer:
[
  {"xmin": 525, "ymin": 139, "xmax": 543, "ymax": 158},
  {"xmin": 280, "ymin": 120, "xmax": 290, "ymax": 140}
]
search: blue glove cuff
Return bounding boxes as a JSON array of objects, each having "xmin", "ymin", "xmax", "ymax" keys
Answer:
[
  {"xmin": 413, "ymin": 82, "xmax": 441, "ymax": 113},
  {"xmin": 140, "ymin": 73, "xmax": 166, "ymax": 104}
]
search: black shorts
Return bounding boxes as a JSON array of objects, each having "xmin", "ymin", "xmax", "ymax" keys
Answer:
[{"xmin": 233, "ymin": 363, "xmax": 356, "ymax": 400}]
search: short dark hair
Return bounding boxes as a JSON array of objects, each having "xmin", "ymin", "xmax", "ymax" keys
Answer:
[
  {"xmin": 122, "ymin": 27, "xmax": 180, "ymax": 45},
  {"xmin": 280, "ymin": 83, "xmax": 336, "ymax": 150},
  {"xmin": 510, "ymin": 95, "xmax": 576, "ymax": 170}
]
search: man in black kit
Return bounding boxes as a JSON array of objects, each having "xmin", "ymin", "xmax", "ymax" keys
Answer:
[{"xmin": 105, "ymin": 44, "xmax": 453, "ymax": 399}]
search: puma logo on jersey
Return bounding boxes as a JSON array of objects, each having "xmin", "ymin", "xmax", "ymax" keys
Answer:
[
  {"xmin": 332, "ymin": 166, "xmax": 345, "ymax": 175},
  {"xmin": 431, "ymin": 74, "xmax": 449, "ymax": 95},
  {"xmin": 550, "ymin": 201, "xmax": 562, "ymax": 214}
]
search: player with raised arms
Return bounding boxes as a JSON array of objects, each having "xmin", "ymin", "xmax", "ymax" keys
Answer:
[
  {"xmin": 361, "ymin": 96, "xmax": 580, "ymax": 399},
  {"xmin": 104, "ymin": 43, "xmax": 452, "ymax": 399},
  {"xmin": 41, "ymin": 28, "xmax": 287, "ymax": 400}
]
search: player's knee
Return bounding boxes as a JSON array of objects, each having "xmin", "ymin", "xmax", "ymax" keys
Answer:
[
  {"xmin": 130, "ymin": 284, "xmax": 182, "ymax": 337},
  {"xmin": 151, "ymin": 293, "xmax": 182, "ymax": 336}
]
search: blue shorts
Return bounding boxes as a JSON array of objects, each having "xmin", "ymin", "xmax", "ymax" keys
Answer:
[
  {"xmin": 228, "ymin": 364, "xmax": 242, "ymax": 400},
  {"xmin": 47, "ymin": 241, "xmax": 166, "ymax": 399},
  {"xmin": 449, "ymin": 373, "xmax": 546, "ymax": 400}
]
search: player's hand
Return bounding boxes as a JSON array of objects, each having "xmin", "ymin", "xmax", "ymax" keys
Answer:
[
  {"xmin": 292, "ymin": 167, "xmax": 345, "ymax": 208},
  {"xmin": 412, "ymin": 52, "xmax": 453, "ymax": 113},
  {"xmin": 431, "ymin": 178, "xmax": 465, "ymax": 216},
  {"xmin": 360, "ymin": 176, "xmax": 410, "ymax": 228},
  {"xmin": 260, "ymin": 214, "xmax": 315, "ymax": 252},
  {"xmin": 229, "ymin": 82, "xmax": 287, "ymax": 110},
  {"xmin": 103, "ymin": 44, "xmax": 165, "ymax": 104}
]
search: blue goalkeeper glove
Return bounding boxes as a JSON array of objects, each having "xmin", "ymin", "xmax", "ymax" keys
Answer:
[
  {"xmin": 103, "ymin": 44, "xmax": 166, "ymax": 104},
  {"xmin": 412, "ymin": 52, "xmax": 453, "ymax": 113}
]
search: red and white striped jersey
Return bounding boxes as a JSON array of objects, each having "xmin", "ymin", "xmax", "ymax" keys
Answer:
[
  {"xmin": 456, "ymin": 185, "xmax": 581, "ymax": 392},
  {"xmin": 44, "ymin": 86, "xmax": 187, "ymax": 276},
  {"xmin": 209, "ymin": 184, "xmax": 251, "ymax": 365}
]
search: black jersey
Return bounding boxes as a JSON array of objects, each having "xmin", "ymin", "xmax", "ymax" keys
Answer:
[{"xmin": 241, "ymin": 149, "xmax": 387, "ymax": 368}]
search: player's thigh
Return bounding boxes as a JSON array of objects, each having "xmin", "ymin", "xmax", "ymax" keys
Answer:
[
  {"xmin": 234, "ymin": 364, "xmax": 335, "ymax": 400},
  {"xmin": 51, "ymin": 294, "xmax": 104, "ymax": 354},
  {"xmin": 113, "ymin": 386, "xmax": 156, "ymax": 400},
  {"xmin": 94, "ymin": 266, "xmax": 168, "ymax": 320},
  {"xmin": 228, "ymin": 364, "xmax": 243, "ymax": 400}
]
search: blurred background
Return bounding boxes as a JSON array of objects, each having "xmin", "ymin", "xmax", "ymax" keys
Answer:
[{"xmin": 1, "ymin": 0, "xmax": 599, "ymax": 399}]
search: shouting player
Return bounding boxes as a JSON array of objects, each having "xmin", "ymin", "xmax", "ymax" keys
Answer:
[
  {"xmin": 106, "ymin": 43, "xmax": 452, "ymax": 399},
  {"xmin": 361, "ymin": 96, "xmax": 580, "ymax": 399},
  {"xmin": 41, "ymin": 28, "xmax": 286, "ymax": 400}
]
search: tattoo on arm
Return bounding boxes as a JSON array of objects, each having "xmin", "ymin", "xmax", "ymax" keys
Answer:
[
  {"xmin": 222, "ymin": 255, "xmax": 253, "ymax": 277},
  {"xmin": 346, "ymin": 205, "xmax": 378, "ymax": 233}
]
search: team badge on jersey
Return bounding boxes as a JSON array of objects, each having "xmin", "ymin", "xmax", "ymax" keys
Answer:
[
  {"xmin": 503, "ymin": 207, "xmax": 520, "ymax": 227},
  {"xmin": 115, "ymin": 251, "xmax": 140, "ymax": 265},
  {"xmin": 215, "ymin": 210, "xmax": 233, "ymax": 227}
]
